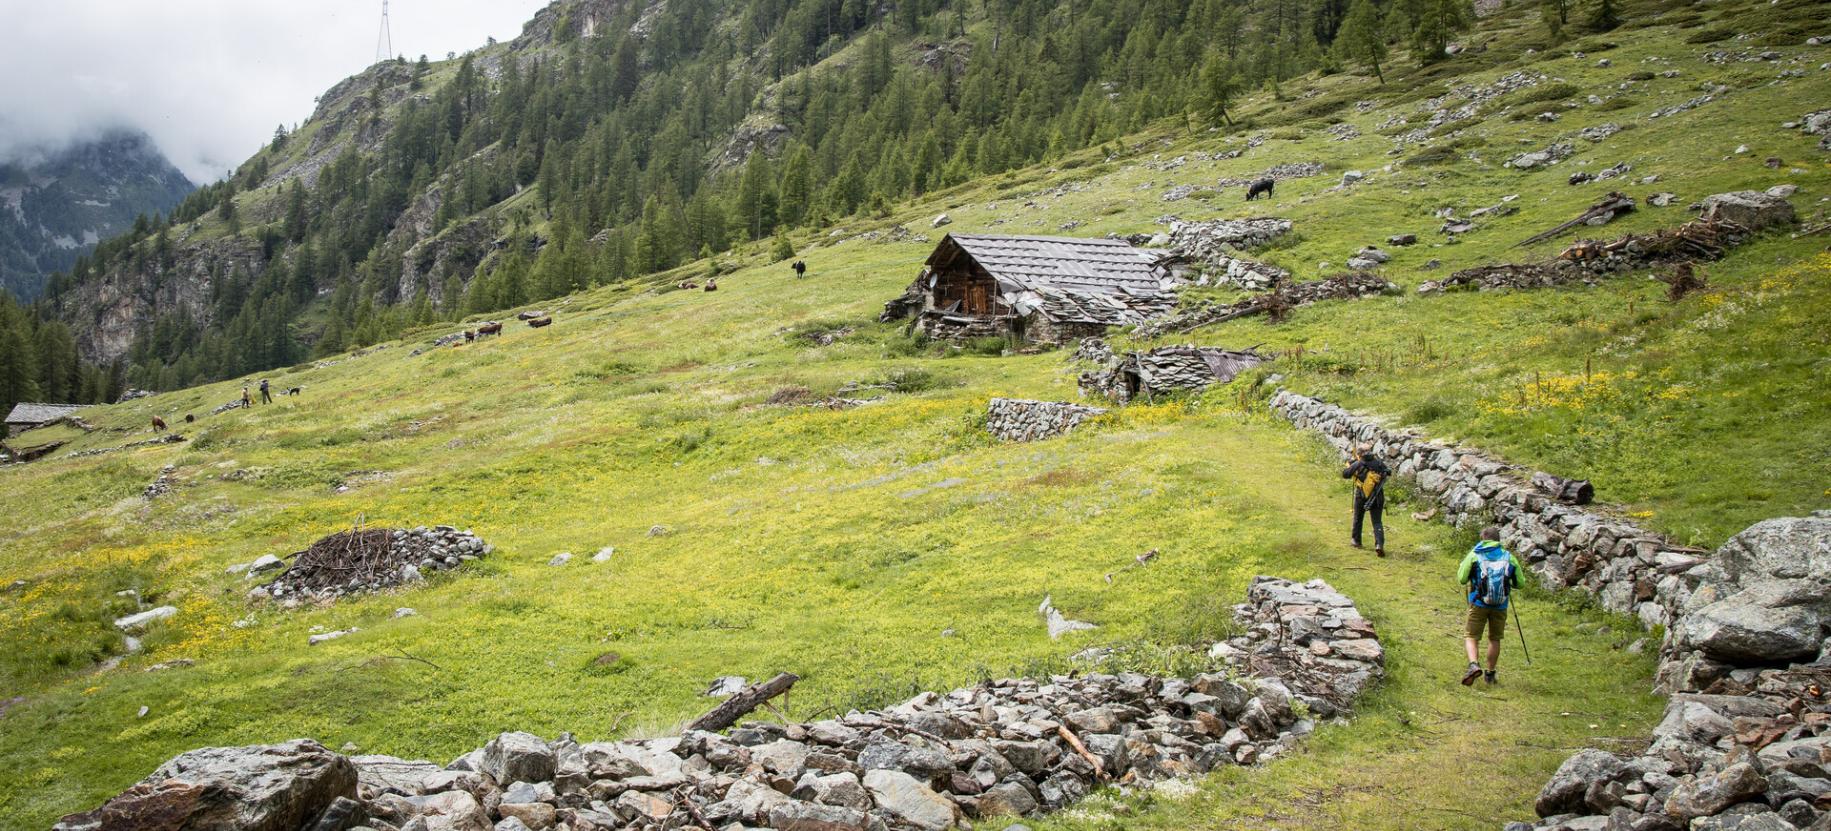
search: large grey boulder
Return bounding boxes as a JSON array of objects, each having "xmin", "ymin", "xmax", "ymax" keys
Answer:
[
  {"xmin": 1536, "ymin": 749, "xmax": 1626, "ymax": 817},
  {"xmin": 768, "ymin": 800, "xmax": 872, "ymax": 831},
  {"xmin": 1712, "ymin": 515, "xmax": 1831, "ymax": 589},
  {"xmin": 1681, "ymin": 581, "xmax": 1827, "ymax": 664},
  {"xmin": 863, "ymin": 769, "xmax": 958, "ymax": 831},
  {"xmin": 1664, "ymin": 762, "xmax": 1768, "ymax": 821},
  {"xmin": 481, "ymin": 732, "xmax": 556, "ymax": 786},
  {"xmin": 1701, "ymin": 191, "xmax": 1797, "ymax": 232},
  {"xmin": 54, "ymin": 739, "xmax": 357, "ymax": 831}
]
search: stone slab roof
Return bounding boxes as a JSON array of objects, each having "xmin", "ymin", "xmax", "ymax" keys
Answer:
[{"xmin": 5, "ymin": 403, "xmax": 84, "ymax": 425}]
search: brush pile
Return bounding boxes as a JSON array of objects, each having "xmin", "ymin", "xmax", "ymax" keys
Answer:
[{"xmin": 252, "ymin": 525, "xmax": 492, "ymax": 605}]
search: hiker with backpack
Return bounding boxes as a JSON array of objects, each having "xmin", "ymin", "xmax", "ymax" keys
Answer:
[
  {"xmin": 1341, "ymin": 443, "xmax": 1389, "ymax": 557},
  {"xmin": 1459, "ymin": 525, "xmax": 1524, "ymax": 686}
]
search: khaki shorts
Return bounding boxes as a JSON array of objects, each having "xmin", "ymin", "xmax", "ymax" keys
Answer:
[{"xmin": 1466, "ymin": 604, "xmax": 1507, "ymax": 641}]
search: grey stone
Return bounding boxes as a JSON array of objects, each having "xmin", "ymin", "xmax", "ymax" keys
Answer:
[
  {"xmin": 1700, "ymin": 191, "xmax": 1797, "ymax": 233},
  {"xmin": 54, "ymin": 740, "xmax": 358, "ymax": 831},
  {"xmin": 769, "ymin": 800, "xmax": 871, "ymax": 831},
  {"xmin": 863, "ymin": 769, "xmax": 957, "ymax": 831},
  {"xmin": 1664, "ymin": 762, "xmax": 1768, "ymax": 821},
  {"xmin": 1537, "ymin": 749, "xmax": 1626, "ymax": 817},
  {"xmin": 480, "ymin": 733, "xmax": 555, "ymax": 787}
]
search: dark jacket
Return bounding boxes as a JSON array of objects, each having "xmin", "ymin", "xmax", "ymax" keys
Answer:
[{"xmin": 1341, "ymin": 455, "xmax": 1390, "ymax": 504}]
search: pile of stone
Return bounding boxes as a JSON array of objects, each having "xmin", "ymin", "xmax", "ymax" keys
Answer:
[
  {"xmin": 211, "ymin": 398, "xmax": 249, "ymax": 415},
  {"xmin": 1580, "ymin": 123, "xmax": 1622, "ymax": 143},
  {"xmin": 1345, "ymin": 246, "xmax": 1391, "ymax": 271},
  {"xmin": 143, "ymin": 465, "xmax": 176, "ymax": 500},
  {"xmin": 1649, "ymin": 94, "xmax": 1714, "ymax": 120},
  {"xmin": 1163, "ymin": 216, "xmax": 1294, "ymax": 254},
  {"xmin": 1190, "ymin": 255, "xmax": 1291, "ymax": 290},
  {"xmin": 63, "ymin": 433, "xmax": 185, "ymax": 459},
  {"xmin": 60, "ymin": 577, "xmax": 1384, "ymax": 831},
  {"xmin": 1791, "ymin": 109, "xmax": 1831, "ymax": 150},
  {"xmin": 1418, "ymin": 190, "xmax": 1793, "ymax": 294},
  {"xmin": 1134, "ymin": 272, "xmax": 1395, "ymax": 338},
  {"xmin": 1079, "ymin": 346, "xmax": 1266, "ymax": 404},
  {"xmin": 250, "ymin": 526, "xmax": 493, "ymax": 605},
  {"xmin": 1508, "ymin": 142, "xmax": 1575, "ymax": 170},
  {"xmin": 1265, "ymin": 390, "xmax": 1831, "ymax": 831},
  {"xmin": 985, "ymin": 398, "xmax": 1108, "ymax": 442}
]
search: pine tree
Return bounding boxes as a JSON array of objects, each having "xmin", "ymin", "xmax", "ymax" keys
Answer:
[
  {"xmin": 1198, "ymin": 54, "xmax": 1239, "ymax": 126},
  {"xmin": 1586, "ymin": 0, "xmax": 1619, "ymax": 31},
  {"xmin": 776, "ymin": 145, "xmax": 814, "ymax": 227},
  {"xmin": 1335, "ymin": 0, "xmax": 1388, "ymax": 83}
]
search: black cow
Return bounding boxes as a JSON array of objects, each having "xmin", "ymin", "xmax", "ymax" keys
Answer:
[{"xmin": 1245, "ymin": 178, "xmax": 1275, "ymax": 201}]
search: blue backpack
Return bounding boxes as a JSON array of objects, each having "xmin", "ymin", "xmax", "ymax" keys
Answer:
[{"xmin": 1472, "ymin": 545, "xmax": 1514, "ymax": 608}]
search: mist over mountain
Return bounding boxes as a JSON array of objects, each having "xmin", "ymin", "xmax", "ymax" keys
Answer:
[{"xmin": 0, "ymin": 130, "xmax": 193, "ymax": 301}]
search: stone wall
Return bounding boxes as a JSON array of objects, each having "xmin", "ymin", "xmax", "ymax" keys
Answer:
[
  {"xmin": 1267, "ymin": 390, "xmax": 1831, "ymax": 831},
  {"xmin": 60, "ymin": 577, "xmax": 1386, "ymax": 831},
  {"xmin": 985, "ymin": 398, "xmax": 1108, "ymax": 442}
]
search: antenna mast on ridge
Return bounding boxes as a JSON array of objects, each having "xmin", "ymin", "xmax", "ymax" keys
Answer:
[{"xmin": 376, "ymin": 0, "xmax": 394, "ymax": 64}]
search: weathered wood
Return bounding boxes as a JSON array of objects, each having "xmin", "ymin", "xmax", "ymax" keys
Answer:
[
  {"xmin": 1056, "ymin": 723, "xmax": 1107, "ymax": 781},
  {"xmin": 1530, "ymin": 471, "xmax": 1594, "ymax": 505},
  {"xmin": 1515, "ymin": 192, "xmax": 1636, "ymax": 248},
  {"xmin": 687, "ymin": 672, "xmax": 799, "ymax": 733}
]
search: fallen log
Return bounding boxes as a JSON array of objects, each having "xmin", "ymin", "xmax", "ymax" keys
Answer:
[
  {"xmin": 1530, "ymin": 471, "xmax": 1595, "ymax": 505},
  {"xmin": 1515, "ymin": 192, "xmax": 1636, "ymax": 248},
  {"xmin": 687, "ymin": 672, "xmax": 799, "ymax": 733}
]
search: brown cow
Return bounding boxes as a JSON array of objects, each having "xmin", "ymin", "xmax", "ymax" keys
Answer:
[
  {"xmin": 527, "ymin": 317, "xmax": 553, "ymax": 328},
  {"xmin": 151, "ymin": 416, "xmax": 167, "ymax": 432},
  {"xmin": 184, "ymin": 414, "xmax": 195, "ymax": 424},
  {"xmin": 476, "ymin": 322, "xmax": 504, "ymax": 338},
  {"xmin": 704, "ymin": 278, "xmax": 718, "ymax": 292}
]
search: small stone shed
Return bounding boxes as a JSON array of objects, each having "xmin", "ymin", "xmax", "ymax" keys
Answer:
[
  {"xmin": 1081, "ymin": 346, "xmax": 1266, "ymax": 403},
  {"xmin": 882, "ymin": 234, "xmax": 1177, "ymax": 346},
  {"xmin": 5, "ymin": 403, "xmax": 83, "ymax": 434}
]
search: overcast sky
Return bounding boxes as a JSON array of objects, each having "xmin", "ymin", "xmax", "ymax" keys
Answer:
[{"xmin": 0, "ymin": 0, "xmax": 551, "ymax": 183}]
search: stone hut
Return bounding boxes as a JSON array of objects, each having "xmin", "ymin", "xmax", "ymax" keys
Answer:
[
  {"xmin": 882, "ymin": 234, "xmax": 1177, "ymax": 346},
  {"xmin": 4, "ymin": 403, "xmax": 83, "ymax": 434},
  {"xmin": 1081, "ymin": 345, "xmax": 1266, "ymax": 403}
]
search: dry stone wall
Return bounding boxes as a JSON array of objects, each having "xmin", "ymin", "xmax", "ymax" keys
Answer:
[
  {"xmin": 1267, "ymin": 390, "xmax": 1831, "ymax": 831},
  {"xmin": 985, "ymin": 398, "xmax": 1108, "ymax": 442},
  {"xmin": 59, "ymin": 577, "xmax": 1385, "ymax": 831}
]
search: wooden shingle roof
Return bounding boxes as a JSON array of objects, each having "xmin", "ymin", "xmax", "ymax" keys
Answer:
[
  {"xmin": 929, "ymin": 234, "xmax": 1169, "ymax": 296},
  {"xmin": 5, "ymin": 403, "xmax": 84, "ymax": 424}
]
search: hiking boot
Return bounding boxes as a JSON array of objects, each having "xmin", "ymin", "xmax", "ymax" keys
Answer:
[
  {"xmin": 1461, "ymin": 662, "xmax": 1482, "ymax": 686},
  {"xmin": 1375, "ymin": 546, "xmax": 1386, "ymax": 558},
  {"xmin": 1484, "ymin": 670, "xmax": 1497, "ymax": 685},
  {"xmin": 1349, "ymin": 540, "xmax": 1363, "ymax": 549}
]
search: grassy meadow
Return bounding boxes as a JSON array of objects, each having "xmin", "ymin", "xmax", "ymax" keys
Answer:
[{"xmin": 3, "ymin": 2, "xmax": 1829, "ymax": 828}]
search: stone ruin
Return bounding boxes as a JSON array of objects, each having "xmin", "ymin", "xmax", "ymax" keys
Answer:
[
  {"xmin": 984, "ymin": 398, "xmax": 1107, "ymax": 442},
  {"xmin": 58, "ymin": 577, "xmax": 1385, "ymax": 831},
  {"xmin": 1133, "ymin": 271, "xmax": 1395, "ymax": 339},
  {"xmin": 1078, "ymin": 342, "xmax": 1266, "ymax": 404},
  {"xmin": 1417, "ymin": 190, "xmax": 1793, "ymax": 294},
  {"xmin": 250, "ymin": 526, "xmax": 493, "ymax": 606},
  {"xmin": 1268, "ymin": 391, "xmax": 1831, "ymax": 831}
]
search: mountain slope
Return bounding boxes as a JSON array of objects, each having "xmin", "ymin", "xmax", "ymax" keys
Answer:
[
  {"xmin": 0, "ymin": 131, "xmax": 193, "ymax": 301},
  {"xmin": 39, "ymin": 0, "xmax": 1503, "ymax": 391}
]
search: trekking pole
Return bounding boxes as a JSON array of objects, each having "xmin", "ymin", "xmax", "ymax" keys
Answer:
[{"xmin": 1512, "ymin": 602, "xmax": 1533, "ymax": 665}]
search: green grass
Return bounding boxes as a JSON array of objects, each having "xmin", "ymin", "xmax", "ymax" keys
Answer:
[{"xmin": 2, "ymin": 5, "xmax": 1828, "ymax": 829}]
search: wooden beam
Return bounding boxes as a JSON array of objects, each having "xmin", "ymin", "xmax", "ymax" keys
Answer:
[{"xmin": 686, "ymin": 673, "xmax": 799, "ymax": 733}]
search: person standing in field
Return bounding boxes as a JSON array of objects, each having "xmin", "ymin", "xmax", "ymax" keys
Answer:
[
  {"xmin": 1341, "ymin": 442, "xmax": 1389, "ymax": 557},
  {"xmin": 1458, "ymin": 525, "xmax": 1523, "ymax": 686},
  {"xmin": 259, "ymin": 379, "xmax": 273, "ymax": 404},
  {"xmin": 242, "ymin": 386, "xmax": 252, "ymax": 408}
]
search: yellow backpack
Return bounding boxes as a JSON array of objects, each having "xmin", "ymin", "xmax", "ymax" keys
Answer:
[{"xmin": 1355, "ymin": 467, "xmax": 1384, "ymax": 498}]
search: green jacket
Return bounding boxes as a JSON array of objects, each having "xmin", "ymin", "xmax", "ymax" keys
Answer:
[{"xmin": 1457, "ymin": 541, "xmax": 1523, "ymax": 608}]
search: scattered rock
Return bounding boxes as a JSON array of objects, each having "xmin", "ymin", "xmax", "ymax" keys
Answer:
[{"xmin": 114, "ymin": 606, "xmax": 178, "ymax": 632}]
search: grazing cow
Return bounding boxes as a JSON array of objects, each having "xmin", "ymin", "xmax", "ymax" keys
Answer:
[
  {"xmin": 184, "ymin": 414, "xmax": 195, "ymax": 424},
  {"xmin": 464, "ymin": 330, "xmax": 476, "ymax": 342},
  {"xmin": 677, "ymin": 280, "xmax": 699, "ymax": 290},
  {"xmin": 527, "ymin": 317, "xmax": 553, "ymax": 329},
  {"xmin": 704, "ymin": 278, "xmax": 718, "ymax": 292},
  {"xmin": 476, "ymin": 322, "xmax": 504, "ymax": 338},
  {"xmin": 151, "ymin": 416, "xmax": 167, "ymax": 432},
  {"xmin": 792, "ymin": 260, "xmax": 807, "ymax": 278},
  {"xmin": 285, "ymin": 387, "xmax": 302, "ymax": 396},
  {"xmin": 1245, "ymin": 178, "xmax": 1275, "ymax": 201}
]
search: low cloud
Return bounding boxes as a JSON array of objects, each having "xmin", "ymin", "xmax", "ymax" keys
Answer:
[{"xmin": 0, "ymin": 0, "xmax": 548, "ymax": 183}]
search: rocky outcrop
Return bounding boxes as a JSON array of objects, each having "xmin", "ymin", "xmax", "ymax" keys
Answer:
[
  {"xmin": 250, "ymin": 525, "xmax": 493, "ymax": 606},
  {"xmin": 54, "ymin": 739, "xmax": 356, "ymax": 831},
  {"xmin": 984, "ymin": 398, "xmax": 1107, "ymax": 441},
  {"xmin": 54, "ymin": 233, "xmax": 267, "ymax": 363},
  {"xmin": 1699, "ymin": 191, "xmax": 1797, "ymax": 234},
  {"xmin": 64, "ymin": 577, "xmax": 1384, "ymax": 831},
  {"xmin": 1265, "ymin": 390, "xmax": 1831, "ymax": 831}
]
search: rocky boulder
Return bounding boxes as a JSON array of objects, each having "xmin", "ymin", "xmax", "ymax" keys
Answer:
[
  {"xmin": 1711, "ymin": 514, "xmax": 1831, "ymax": 589},
  {"xmin": 54, "ymin": 739, "xmax": 356, "ymax": 831},
  {"xmin": 1536, "ymin": 749, "xmax": 1627, "ymax": 817},
  {"xmin": 481, "ymin": 732, "xmax": 556, "ymax": 786},
  {"xmin": 1680, "ymin": 580, "xmax": 1828, "ymax": 664},
  {"xmin": 1700, "ymin": 191, "xmax": 1796, "ymax": 233}
]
